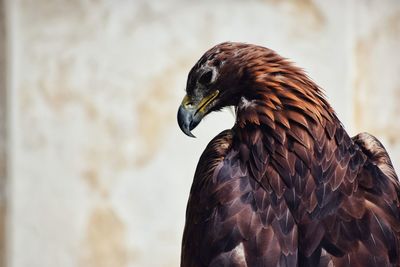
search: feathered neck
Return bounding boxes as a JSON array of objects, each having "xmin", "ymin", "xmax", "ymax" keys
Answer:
[{"xmin": 235, "ymin": 55, "xmax": 336, "ymax": 132}]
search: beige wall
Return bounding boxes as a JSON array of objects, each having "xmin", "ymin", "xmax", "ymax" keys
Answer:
[{"xmin": 3, "ymin": 1, "xmax": 400, "ymax": 267}]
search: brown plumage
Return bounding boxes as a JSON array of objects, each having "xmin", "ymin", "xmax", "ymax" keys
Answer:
[{"xmin": 177, "ymin": 42, "xmax": 400, "ymax": 267}]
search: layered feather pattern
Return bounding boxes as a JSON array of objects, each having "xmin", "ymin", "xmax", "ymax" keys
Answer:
[{"xmin": 180, "ymin": 43, "xmax": 400, "ymax": 267}]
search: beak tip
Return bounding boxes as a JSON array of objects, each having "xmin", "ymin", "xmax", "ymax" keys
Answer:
[
  {"xmin": 179, "ymin": 122, "xmax": 197, "ymax": 138},
  {"xmin": 186, "ymin": 131, "xmax": 196, "ymax": 138}
]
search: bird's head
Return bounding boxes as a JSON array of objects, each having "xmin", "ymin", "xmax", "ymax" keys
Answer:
[{"xmin": 178, "ymin": 42, "xmax": 261, "ymax": 137}]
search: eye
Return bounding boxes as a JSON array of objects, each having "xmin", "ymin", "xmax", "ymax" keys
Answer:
[
  {"xmin": 213, "ymin": 59, "xmax": 221, "ymax": 67},
  {"xmin": 198, "ymin": 70, "xmax": 213, "ymax": 85}
]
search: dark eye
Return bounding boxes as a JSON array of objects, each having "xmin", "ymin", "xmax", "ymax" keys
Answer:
[
  {"xmin": 213, "ymin": 59, "xmax": 221, "ymax": 67},
  {"xmin": 198, "ymin": 70, "xmax": 213, "ymax": 85}
]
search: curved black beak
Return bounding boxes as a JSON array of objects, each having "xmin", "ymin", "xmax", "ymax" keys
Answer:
[{"xmin": 177, "ymin": 105, "xmax": 200, "ymax": 138}]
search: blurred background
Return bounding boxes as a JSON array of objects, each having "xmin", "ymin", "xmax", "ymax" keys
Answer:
[{"xmin": 0, "ymin": 0, "xmax": 399, "ymax": 266}]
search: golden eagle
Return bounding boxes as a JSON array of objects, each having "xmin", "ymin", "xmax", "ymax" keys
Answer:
[{"xmin": 177, "ymin": 42, "xmax": 400, "ymax": 267}]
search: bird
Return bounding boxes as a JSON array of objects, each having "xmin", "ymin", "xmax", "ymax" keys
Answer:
[{"xmin": 177, "ymin": 42, "xmax": 400, "ymax": 267}]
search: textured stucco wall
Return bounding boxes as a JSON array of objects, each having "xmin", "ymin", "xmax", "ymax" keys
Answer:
[{"xmin": 4, "ymin": 1, "xmax": 400, "ymax": 267}]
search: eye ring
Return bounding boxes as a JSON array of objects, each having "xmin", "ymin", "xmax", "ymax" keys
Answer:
[{"xmin": 198, "ymin": 70, "xmax": 213, "ymax": 85}]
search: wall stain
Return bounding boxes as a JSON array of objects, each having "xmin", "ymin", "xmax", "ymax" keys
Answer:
[
  {"xmin": 34, "ymin": 51, "xmax": 192, "ymax": 170},
  {"xmin": 264, "ymin": 0, "xmax": 325, "ymax": 31},
  {"xmin": 293, "ymin": 0, "xmax": 325, "ymax": 28},
  {"xmin": 353, "ymin": 11, "xmax": 400, "ymax": 132},
  {"xmin": 82, "ymin": 168, "xmax": 109, "ymax": 198},
  {"xmin": 368, "ymin": 87, "xmax": 400, "ymax": 146},
  {"xmin": 37, "ymin": 58, "xmax": 99, "ymax": 120},
  {"xmin": 134, "ymin": 58, "xmax": 191, "ymax": 168},
  {"xmin": 40, "ymin": 85, "xmax": 99, "ymax": 119},
  {"xmin": 80, "ymin": 205, "xmax": 128, "ymax": 267}
]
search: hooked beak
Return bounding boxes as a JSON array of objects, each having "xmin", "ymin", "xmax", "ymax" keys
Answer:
[{"xmin": 177, "ymin": 90, "xmax": 219, "ymax": 137}]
